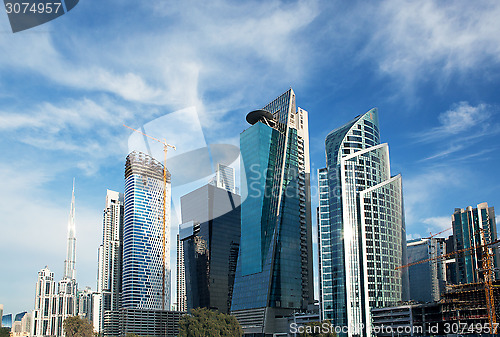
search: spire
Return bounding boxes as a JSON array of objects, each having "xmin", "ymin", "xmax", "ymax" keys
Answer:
[{"xmin": 64, "ymin": 178, "xmax": 77, "ymax": 280}]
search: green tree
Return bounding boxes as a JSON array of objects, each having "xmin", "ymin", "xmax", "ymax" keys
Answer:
[
  {"xmin": 299, "ymin": 321, "xmax": 336, "ymax": 337},
  {"xmin": 0, "ymin": 327, "xmax": 10, "ymax": 337},
  {"xmin": 63, "ymin": 316, "xmax": 94, "ymax": 337},
  {"xmin": 178, "ymin": 307, "xmax": 243, "ymax": 337}
]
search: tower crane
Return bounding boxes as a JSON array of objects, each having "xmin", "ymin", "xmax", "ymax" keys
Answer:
[
  {"xmin": 397, "ymin": 236, "xmax": 500, "ymax": 327},
  {"xmin": 124, "ymin": 124, "xmax": 176, "ymax": 311}
]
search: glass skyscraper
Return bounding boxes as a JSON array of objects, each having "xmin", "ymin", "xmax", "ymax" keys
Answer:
[
  {"xmin": 452, "ymin": 202, "xmax": 498, "ymax": 284},
  {"xmin": 122, "ymin": 151, "xmax": 171, "ymax": 310},
  {"xmin": 179, "ymin": 183, "xmax": 241, "ymax": 314},
  {"xmin": 231, "ymin": 88, "xmax": 314, "ymax": 335},
  {"xmin": 318, "ymin": 108, "xmax": 408, "ymax": 337}
]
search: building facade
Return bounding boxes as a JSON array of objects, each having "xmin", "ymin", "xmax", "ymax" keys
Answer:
[
  {"xmin": 209, "ymin": 163, "xmax": 236, "ymax": 194},
  {"xmin": 122, "ymin": 151, "xmax": 172, "ymax": 310},
  {"xmin": 231, "ymin": 88, "xmax": 314, "ymax": 335},
  {"xmin": 95, "ymin": 190, "xmax": 124, "ymax": 332},
  {"xmin": 32, "ymin": 182, "xmax": 79, "ymax": 337},
  {"xmin": 318, "ymin": 108, "xmax": 409, "ymax": 337},
  {"xmin": 179, "ymin": 183, "xmax": 241, "ymax": 314},
  {"xmin": 452, "ymin": 202, "xmax": 498, "ymax": 284},
  {"xmin": 176, "ymin": 233, "xmax": 186, "ymax": 312},
  {"xmin": 31, "ymin": 267, "xmax": 78, "ymax": 337},
  {"xmin": 407, "ymin": 238, "xmax": 446, "ymax": 303}
]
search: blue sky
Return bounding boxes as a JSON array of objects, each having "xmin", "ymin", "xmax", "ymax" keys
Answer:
[{"xmin": 1, "ymin": 0, "xmax": 500, "ymax": 316}]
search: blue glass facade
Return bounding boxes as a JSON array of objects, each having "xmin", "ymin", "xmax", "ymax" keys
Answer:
[
  {"xmin": 231, "ymin": 89, "xmax": 314, "ymax": 334},
  {"xmin": 319, "ymin": 109, "xmax": 408, "ymax": 337},
  {"xmin": 122, "ymin": 151, "xmax": 171, "ymax": 310},
  {"xmin": 452, "ymin": 203, "xmax": 498, "ymax": 285}
]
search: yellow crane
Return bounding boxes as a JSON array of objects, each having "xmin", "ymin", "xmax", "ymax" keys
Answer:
[
  {"xmin": 397, "ymin": 236, "xmax": 499, "ymax": 327},
  {"xmin": 124, "ymin": 124, "xmax": 176, "ymax": 311}
]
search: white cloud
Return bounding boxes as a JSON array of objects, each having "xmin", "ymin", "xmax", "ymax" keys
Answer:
[
  {"xmin": 414, "ymin": 102, "xmax": 498, "ymax": 162},
  {"xmin": 403, "ymin": 167, "xmax": 460, "ymax": 233},
  {"xmin": 418, "ymin": 102, "xmax": 492, "ymax": 142},
  {"xmin": 422, "ymin": 216, "xmax": 452, "ymax": 234},
  {"xmin": 367, "ymin": 0, "xmax": 500, "ymax": 85}
]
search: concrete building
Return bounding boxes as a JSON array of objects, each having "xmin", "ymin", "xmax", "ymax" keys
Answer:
[
  {"xmin": 209, "ymin": 163, "xmax": 236, "ymax": 194},
  {"xmin": 176, "ymin": 233, "xmax": 186, "ymax": 312},
  {"xmin": 231, "ymin": 88, "xmax": 314, "ymax": 335},
  {"xmin": 0, "ymin": 304, "xmax": 3, "ymax": 327},
  {"xmin": 318, "ymin": 108, "xmax": 409, "ymax": 337},
  {"xmin": 102, "ymin": 309, "xmax": 184, "ymax": 337},
  {"xmin": 11, "ymin": 312, "xmax": 31, "ymax": 337},
  {"xmin": 95, "ymin": 189, "xmax": 124, "ymax": 333}
]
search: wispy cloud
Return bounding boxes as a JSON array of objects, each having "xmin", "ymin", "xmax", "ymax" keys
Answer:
[
  {"xmin": 417, "ymin": 102, "xmax": 492, "ymax": 142},
  {"xmin": 366, "ymin": 0, "xmax": 500, "ymax": 86},
  {"xmin": 422, "ymin": 216, "xmax": 452, "ymax": 235},
  {"xmin": 414, "ymin": 101, "xmax": 499, "ymax": 162}
]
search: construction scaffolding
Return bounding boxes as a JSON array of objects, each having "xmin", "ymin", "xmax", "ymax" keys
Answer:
[{"xmin": 441, "ymin": 281, "xmax": 500, "ymax": 324}]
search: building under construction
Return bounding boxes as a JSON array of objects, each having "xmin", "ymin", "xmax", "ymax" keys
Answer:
[{"xmin": 441, "ymin": 280, "xmax": 500, "ymax": 325}]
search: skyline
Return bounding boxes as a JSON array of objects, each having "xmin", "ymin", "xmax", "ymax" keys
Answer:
[{"xmin": 1, "ymin": 0, "xmax": 500, "ymax": 317}]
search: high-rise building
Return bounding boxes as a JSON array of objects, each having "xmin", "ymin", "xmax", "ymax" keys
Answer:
[
  {"xmin": 176, "ymin": 233, "xmax": 186, "ymax": 312},
  {"xmin": 407, "ymin": 238, "xmax": 447, "ymax": 302},
  {"xmin": 318, "ymin": 108, "xmax": 408, "ymax": 337},
  {"xmin": 179, "ymin": 183, "xmax": 241, "ymax": 314},
  {"xmin": 452, "ymin": 202, "xmax": 498, "ymax": 284},
  {"xmin": 0, "ymin": 304, "xmax": 3, "ymax": 327},
  {"xmin": 231, "ymin": 88, "xmax": 314, "ymax": 335},
  {"xmin": 32, "ymin": 182, "xmax": 79, "ymax": 337},
  {"xmin": 209, "ymin": 163, "xmax": 236, "ymax": 194},
  {"xmin": 2, "ymin": 314, "xmax": 12, "ymax": 329},
  {"xmin": 95, "ymin": 190, "xmax": 124, "ymax": 333},
  {"xmin": 77, "ymin": 287, "xmax": 94, "ymax": 322},
  {"xmin": 122, "ymin": 151, "xmax": 171, "ymax": 310},
  {"xmin": 11, "ymin": 311, "xmax": 31, "ymax": 337}
]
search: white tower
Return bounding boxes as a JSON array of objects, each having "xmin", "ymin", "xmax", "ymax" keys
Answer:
[{"xmin": 64, "ymin": 179, "xmax": 76, "ymax": 280}]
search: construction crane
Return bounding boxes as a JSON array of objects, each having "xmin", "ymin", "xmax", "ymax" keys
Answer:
[
  {"xmin": 425, "ymin": 227, "xmax": 452, "ymax": 239},
  {"xmin": 124, "ymin": 124, "xmax": 176, "ymax": 311},
  {"xmin": 397, "ymin": 236, "xmax": 500, "ymax": 327}
]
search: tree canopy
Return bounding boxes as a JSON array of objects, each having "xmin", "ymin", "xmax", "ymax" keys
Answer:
[
  {"xmin": 63, "ymin": 316, "xmax": 94, "ymax": 337},
  {"xmin": 178, "ymin": 308, "xmax": 243, "ymax": 337},
  {"xmin": 0, "ymin": 327, "xmax": 10, "ymax": 337}
]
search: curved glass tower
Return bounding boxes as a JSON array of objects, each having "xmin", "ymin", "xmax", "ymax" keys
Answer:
[
  {"xmin": 318, "ymin": 108, "xmax": 408, "ymax": 337},
  {"xmin": 122, "ymin": 151, "xmax": 171, "ymax": 310},
  {"xmin": 231, "ymin": 88, "xmax": 314, "ymax": 335}
]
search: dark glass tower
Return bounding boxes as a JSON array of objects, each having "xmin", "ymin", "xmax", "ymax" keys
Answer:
[
  {"xmin": 231, "ymin": 88, "xmax": 314, "ymax": 335},
  {"xmin": 179, "ymin": 184, "xmax": 241, "ymax": 314}
]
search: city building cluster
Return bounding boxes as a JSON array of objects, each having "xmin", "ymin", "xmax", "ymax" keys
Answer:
[{"xmin": 1, "ymin": 88, "xmax": 498, "ymax": 337}]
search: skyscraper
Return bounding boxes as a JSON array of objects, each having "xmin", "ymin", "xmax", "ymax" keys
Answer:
[
  {"xmin": 231, "ymin": 88, "xmax": 314, "ymax": 334},
  {"xmin": 122, "ymin": 151, "xmax": 171, "ymax": 310},
  {"xmin": 95, "ymin": 190, "xmax": 124, "ymax": 333},
  {"xmin": 407, "ymin": 238, "xmax": 446, "ymax": 302},
  {"xmin": 176, "ymin": 233, "xmax": 186, "ymax": 312},
  {"xmin": 452, "ymin": 202, "xmax": 498, "ymax": 284},
  {"xmin": 179, "ymin": 183, "xmax": 241, "ymax": 314},
  {"xmin": 209, "ymin": 163, "xmax": 236, "ymax": 194},
  {"xmin": 32, "ymin": 182, "xmax": 78, "ymax": 337},
  {"xmin": 318, "ymin": 108, "xmax": 408, "ymax": 337}
]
